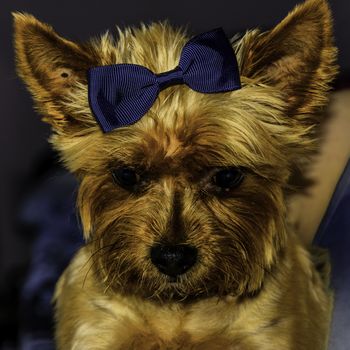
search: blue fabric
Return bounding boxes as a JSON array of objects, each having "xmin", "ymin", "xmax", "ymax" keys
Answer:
[
  {"xmin": 313, "ymin": 159, "xmax": 350, "ymax": 350},
  {"xmin": 19, "ymin": 172, "xmax": 83, "ymax": 350},
  {"xmin": 88, "ymin": 28, "xmax": 241, "ymax": 132}
]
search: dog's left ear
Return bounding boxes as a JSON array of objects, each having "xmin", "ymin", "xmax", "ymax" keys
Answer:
[{"xmin": 238, "ymin": 0, "xmax": 337, "ymax": 119}]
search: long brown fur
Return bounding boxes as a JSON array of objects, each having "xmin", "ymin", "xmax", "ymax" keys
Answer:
[{"xmin": 14, "ymin": 0, "xmax": 337, "ymax": 348}]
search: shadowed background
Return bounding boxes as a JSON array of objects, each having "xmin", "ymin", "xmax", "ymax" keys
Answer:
[{"xmin": 0, "ymin": 0, "xmax": 349, "ymax": 348}]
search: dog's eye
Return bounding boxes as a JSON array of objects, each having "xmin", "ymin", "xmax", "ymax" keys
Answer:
[
  {"xmin": 212, "ymin": 167, "xmax": 244, "ymax": 191},
  {"xmin": 111, "ymin": 167, "xmax": 140, "ymax": 189}
]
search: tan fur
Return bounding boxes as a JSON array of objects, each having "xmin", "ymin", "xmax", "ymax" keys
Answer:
[{"xmin": 14, "ymin": 0, "xmax": 337, "ymax": 348}]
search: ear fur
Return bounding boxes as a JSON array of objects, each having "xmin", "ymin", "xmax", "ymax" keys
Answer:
[
  {"xmin": 237, "ymin": 0, "xmax": 338, "ymax": 121},
  {"xmin": 13, "ymin": 13, "xmax": 97, "ymax": 132}
]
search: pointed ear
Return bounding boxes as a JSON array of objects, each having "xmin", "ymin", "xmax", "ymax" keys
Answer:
[
  {"xmin": 13, "ymin": 13, "xmax": 97, "ymax": 132},
  {"xmin": 238, "ymin": 0, "xmax": 337, "ymax": 119}
]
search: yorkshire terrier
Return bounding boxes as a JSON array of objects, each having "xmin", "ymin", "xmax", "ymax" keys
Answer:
[{"xmin": 14, "ymin": 0, "xmax": 337, "ymax": 348}]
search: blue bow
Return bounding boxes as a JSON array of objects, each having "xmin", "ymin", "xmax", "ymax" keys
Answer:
[{"xmin": 88, "ymin": 28, "xmax": 241, "ymax": 133}]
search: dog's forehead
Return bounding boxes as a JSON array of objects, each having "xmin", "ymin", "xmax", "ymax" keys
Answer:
[{"xmin": 100, "ymin": 84, "xmax": 286, "ymax": 173}]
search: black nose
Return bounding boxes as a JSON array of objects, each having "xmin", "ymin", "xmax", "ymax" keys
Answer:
[{"xmin": 150, "ymin": 244, "xmax": 198, "ymax": 277}]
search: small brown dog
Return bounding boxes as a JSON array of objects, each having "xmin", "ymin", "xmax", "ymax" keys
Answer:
[{"xmin": 14, "ymin": 0, "xmax": 337, "ymax": 348}]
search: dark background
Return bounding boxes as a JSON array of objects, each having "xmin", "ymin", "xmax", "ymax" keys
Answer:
[{"xmin": 0, "ymin": 0, "xmax": 349, "ymax": 346}]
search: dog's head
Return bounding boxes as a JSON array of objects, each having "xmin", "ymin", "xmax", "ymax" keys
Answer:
[{"xmin": 14, "ymin": 0, "xmax": 337, "ymax": 300}]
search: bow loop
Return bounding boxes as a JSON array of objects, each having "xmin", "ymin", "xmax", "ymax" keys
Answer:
[
  {"xmin": 179, "ymin": 28, "xmax": 241, "ymax": 93},
  {"xmin": 88, "ymin": 28, "xmax": 241, "ymax": 133}
]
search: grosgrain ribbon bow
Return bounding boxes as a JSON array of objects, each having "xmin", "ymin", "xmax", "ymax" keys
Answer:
[{"xmin": 88, "ymin": 28, "xmax": 241, "ymax": 133}]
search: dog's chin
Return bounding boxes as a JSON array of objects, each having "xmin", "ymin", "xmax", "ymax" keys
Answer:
[
  {"xmin": 109, "ymin": 269, "xmax": 243, "ymax": 303},
  {"xmin": 95, "ymin": 251, "xmax": 262, "ymax": 302}
]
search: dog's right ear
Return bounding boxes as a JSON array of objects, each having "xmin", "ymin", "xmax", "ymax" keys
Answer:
[{"xmin": 13, "ymin": 13, "xmax": 98, "ymax": 132}]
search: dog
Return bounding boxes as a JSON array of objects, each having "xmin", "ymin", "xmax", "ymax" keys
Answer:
[{"xmin": 14, "ymin": 0, "xmax": 337, "ymax": 348}]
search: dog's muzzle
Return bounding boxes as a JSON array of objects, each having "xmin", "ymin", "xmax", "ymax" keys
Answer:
[{"xmin": 150, "ymin": 244, "xmax": 197, "ymax": 277}]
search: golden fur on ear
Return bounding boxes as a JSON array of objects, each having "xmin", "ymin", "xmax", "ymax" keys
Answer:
[
  {"xmin": 13, "ymin": 12, "xmax": 97, "ymax": 131},
  {"xmin": 236, "ymin": 0, "xmax": 338, "ymax": 120}
]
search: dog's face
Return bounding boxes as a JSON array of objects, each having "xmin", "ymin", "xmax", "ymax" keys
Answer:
[
  {"xmin": 14, "ymin": 0, "xmax": 337, "ymax": 301},
  {"xmin": 74, "ymin": 84, "xmax": 291, "ymax": 300}
]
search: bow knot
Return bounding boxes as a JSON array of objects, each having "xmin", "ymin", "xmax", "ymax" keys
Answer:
[
  {"xmin": 88, "ymin": 28, "xmax": 241, "ymax": 133},
  {"xmin": 156, "ymin": 66, "xmax": 184, "ymax": 91}
]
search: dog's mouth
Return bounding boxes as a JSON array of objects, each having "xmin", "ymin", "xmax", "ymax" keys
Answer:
[
  {"xmin": 94, "ymin": 240, "xmax": 251, "ymax": 301},
  {"xmin": 98, "ymin": 257, "xmax": 244, "ymax": 303},
  {"xmin": 167, "ymin": 275, "xmax": 180, "ymax": 283},
  {"xmin": 125, "ymin": 265, "xmax": 211, "ymax": 301}
]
